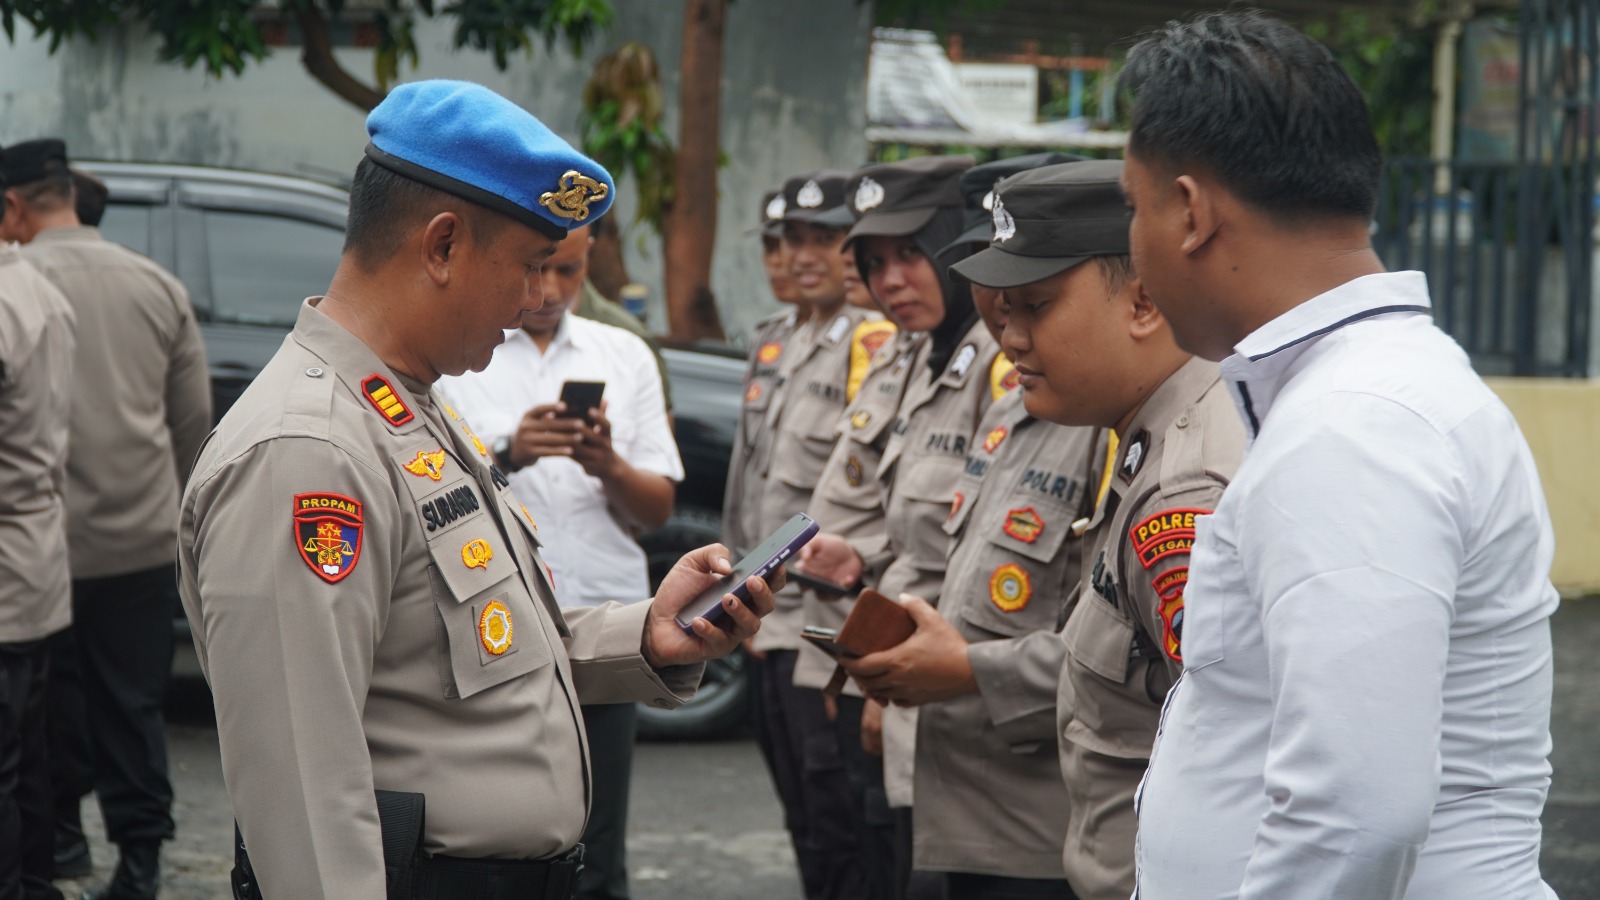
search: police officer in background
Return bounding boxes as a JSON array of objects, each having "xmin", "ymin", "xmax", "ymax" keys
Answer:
[
  {"xmin": 954, "ymin": 161, "xmax": 1244, "ymax": 900},
  {"xmin": 178, "ymin": 80, "xmax": 776, "ymax": 900},
  {"xmin": 801, "ymin": 154, "xmax": 1004, "ymax": 900},
  {"xmin": 2, "ymin": 139, "xmax": 212, "ymax": 900},
  {"xmin": 0, "ymin": 175, "xmax": 77, "ymax": 900},
  {"xmin": 841, "ymin": 155, "xmax": 1106, "ymax": 900},
  {"xmin": 721, "ymin": 186, "xmax": 805, "ymax": 560}
]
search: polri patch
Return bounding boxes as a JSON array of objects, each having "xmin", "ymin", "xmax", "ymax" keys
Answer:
[
  {"xmin": 1002, "ymin": 507, "xmax": 1044, "ymax": 544},
  {"xmin": 293, "ymin": 492, "xmax": 363, "ymax": 584},
  {"xmin": 1119, "ymin": 429, "xmax": 1150, "ymax": 483},
  {"xmin": 1129, "ymin": 507, "xmax": 1209, "ymax": 570},
  {"xmin": 479, "ymin": 600, "xmax": 514, "ymax": 655},
  {"xmin": 989, "ymin": 563, "xmax": 1031, "ymax": 612},
  {"xmin": 362, "ymin": 374, "xmax": 414, "ymax": 426},
  {"xmin": 401, "ymin": 449, "xmax": 447, "ymax": 481}
]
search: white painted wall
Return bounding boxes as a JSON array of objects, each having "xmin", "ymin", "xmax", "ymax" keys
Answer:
[{"xmin": 0, "ymin": 0, "xmax": 873, "ymax": 343}]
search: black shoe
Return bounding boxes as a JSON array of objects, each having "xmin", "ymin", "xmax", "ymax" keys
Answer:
[
  {"xmin": 53, "ymin": 828, "xmax": 93, "ymax": 879},
  {"xmin": 79, "ymin": 840, "xmax": 161, "ymax": 900}
]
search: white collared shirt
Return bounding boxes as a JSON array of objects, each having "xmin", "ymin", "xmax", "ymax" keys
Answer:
[
  {"xmin": 440, "ymin": 314, "xmax": 682, "ymax": 607},
  {"xmin": 1134, "ymin": 272, "xmax": 1559, "ymax": 899}
]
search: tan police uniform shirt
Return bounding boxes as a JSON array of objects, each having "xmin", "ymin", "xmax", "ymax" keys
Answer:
[
  {"xmin": 722, "ymin": 309, "xmax": 801, "ymax": 558},
  {"xmin": 751, "ymin": 305, "xmax": 885, "ymax": 653},
  {"xmin": 178, "ymin": 300, "xmax": 701, "ymax": 900},
  {"xmin": 1055, "ymin": 356, "xmax": 1244, "ymax": 900},
  {"xmin": 794, "ymin": 329, "xmax": 927, "ymax": 692},
  {"xmin": 0, "ymin": 247, "xmax": 75, "ymax": 643},
  {"xmin": 875, "ymin": 319, "xmax": 1005, "ymax": 808},
  {"xmin": 19, "ymin": 226, "xmax": 211, "ymax": 579},
  {"xmin": 914, "ymin": 387, "xmax": 1101, "ymax": 878}
]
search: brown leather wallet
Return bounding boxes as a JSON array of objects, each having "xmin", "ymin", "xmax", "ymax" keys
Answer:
[{"xmin": 824, "ymin": 588, "xmax": 916, "ymax": 697}]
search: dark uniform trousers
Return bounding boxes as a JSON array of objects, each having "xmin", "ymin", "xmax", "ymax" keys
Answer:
[
  {"xmin": 831, "ymin": 695, "xmax": 895, "ymax": 900},
  {"xmin": 576, "ymin": 702, "xmax": 636, "ymax": 900},
  {"xmin": 49, "ymin": 565, "xmax": 177, "ymax": 846},
  {"xmin": 1, "ymin": 640, "xmax": 62, "ymax": 900},
  {"xmin": 757, "ymin": 650, "xmax": 864, "ymax": 900}
]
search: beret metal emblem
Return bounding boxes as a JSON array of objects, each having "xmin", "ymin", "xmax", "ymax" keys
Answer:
[
  {"xmin": 767, "ymin": 194, "xmax": 787, "ymax": 220},
  {"xmin": 855, "ymin": 177, "xmax": 885, "ymax": 212},
  {"xmin": 539, "ymin": 170, "xmax": 610, "ymax": 221},
  {"xmin": 797, "ymin": 180, "xmax": 824, "ymax": 208},
  {"xmin": 992, "ymin": 196, "xmax": 1017, "ymax": 243}
]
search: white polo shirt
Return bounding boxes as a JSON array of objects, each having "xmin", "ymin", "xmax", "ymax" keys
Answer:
[
  {"xmin": 1134, "ymin": 272, "xmax": 1559, "ymax": 899},
  {"xmin": 440, "ymin": 314, "xmax": 683, "ymax": 608}
]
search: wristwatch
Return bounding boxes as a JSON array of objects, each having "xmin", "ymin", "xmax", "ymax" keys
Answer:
[{"xmin": 491, "ymin": 435, "xmax": 519, "ymax": 472}]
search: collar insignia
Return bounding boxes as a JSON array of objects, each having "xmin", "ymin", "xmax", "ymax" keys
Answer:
[
  {"xmin": 950, "ymin": 343, "xmax": 978, "ymax": 377},
  {"xmin": 1120, "ymin": 429, "xmax": 1150, "ymax": 483},
  {"xmin": 797, "ymin": 180, "xmax": 824, "ymax": 208},
  {"xmin": 855, "ymin": 177, "xmax": 885, "ymax": 212},
  {"xmin": 402, "ymin": 449, "xmax": 447, "ymax": 481},
  {"xmin": 826, "ymin": 315, "xmax": 851, "ymax": 344},
  {"xmin": 362, "ymin": 374, "xmax": 414, "ymax": 426},
  {"xmin": 992, "ymin": 196, "xmax": 1017, "ymax": 243},
  {"xmin": 539, "ymin": 170, "xmax": 610, "ymax": 221}
]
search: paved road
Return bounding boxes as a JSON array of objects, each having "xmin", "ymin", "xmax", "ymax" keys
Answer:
[{"xmin": 56, "ymin": 599, "xmax": 1600, "ymax": 899}]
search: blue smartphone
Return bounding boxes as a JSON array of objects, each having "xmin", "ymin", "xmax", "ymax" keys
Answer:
[{"xmin": 676, "ymin": 513, "xmax": 819, "ymax": 633}]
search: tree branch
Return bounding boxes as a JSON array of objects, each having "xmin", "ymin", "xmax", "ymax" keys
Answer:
[{"xmin": 293, "ymin": 5, "xmax": 386, "ymax": 112}]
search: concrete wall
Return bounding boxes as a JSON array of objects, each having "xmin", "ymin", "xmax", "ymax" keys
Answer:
[
  {"xmin": 0, "ymin": 0, "xmax": 873, "ymax": 344},
  {"xmin": 1486, "ymin": 377, "xmax": 1600, "ymax": 596}
]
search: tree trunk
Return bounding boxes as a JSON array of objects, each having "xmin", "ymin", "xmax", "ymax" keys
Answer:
[
  {"xmin": 587, "ymin": 213, "xmax": 631, "ymax": 303},
  {"xmin": 293, "ymin": 5, "xmax": 386, "ymax": 112},
  {"xmin": 660, "ymin": 0, "xmax": 728, "ymax": 343}
]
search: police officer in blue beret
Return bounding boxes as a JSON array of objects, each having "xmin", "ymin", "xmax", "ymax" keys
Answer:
[{"xmin": 176, "ymin": 80, "xmax": 778, "ymax": 900}]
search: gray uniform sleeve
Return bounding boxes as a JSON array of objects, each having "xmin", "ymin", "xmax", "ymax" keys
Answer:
[
  {"xmin": 181, "ymin": 437, "xmax": 396, "ymax": 900},
  {"xmin": 967, "ymin": 627, "xmax": 1069, "ymax": 747},
  {"xmin": 164, "ymin": 285, "xmax": 212, "ymax": 487},
  {"xmin": 562, "ymin": 600, "xmax": 702, "ymax": 705}
]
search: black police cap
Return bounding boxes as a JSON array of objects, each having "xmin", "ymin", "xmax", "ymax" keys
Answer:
[{"xmin": 0, "ymin": 138, "xmax": 69, "ymax": 189}]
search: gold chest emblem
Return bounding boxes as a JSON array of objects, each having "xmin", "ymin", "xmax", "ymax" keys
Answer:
[{"xmin": 462, "ymin": 539, "xmax": 494, "ymax": 570}]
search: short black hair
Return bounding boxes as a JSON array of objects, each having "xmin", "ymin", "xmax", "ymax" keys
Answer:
[
  {"xmin": 10, "ymin": 171, "xmax": 75, "ymax": 215},
  {"xmin": 1120, "ymin": 11, "xmax": 1382, "ymax": 222},
  {"xmin": 72, "ymin": 169, "xmax": 108, "ymax": 226},
  {"xmin": 343, "ymin": 156, "xmax": 507, "ymax": 268},
  {"xmin": 1095, "ymin": 254, "xmax": 1136, "ymax": 296}
]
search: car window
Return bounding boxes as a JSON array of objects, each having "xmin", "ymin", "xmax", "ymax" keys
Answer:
[
  {"xmin": 205, "ymin": 210, "xmax": 342, "ymax": 327},
  {"xmin": 99, "ymin": 203, "xmax": 151, "ymax": 257}
]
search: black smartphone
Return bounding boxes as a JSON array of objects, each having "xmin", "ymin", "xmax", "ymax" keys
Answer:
[
  {"xmin": 557, "ymin": 380, "xmax": 606, "ymax": 423},
  {"xmin": 788, "ymin": 567, "xmax": 854, "ymax": 597},
  {"xmin": 676, "ymin": 513, "xmax": 819, "ymax": 633},
  {"xmin": 801, "ymin": 625, "xmax": 860, "ymax": 659}
]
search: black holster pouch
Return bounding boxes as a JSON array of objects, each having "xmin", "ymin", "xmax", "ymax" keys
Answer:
[{"xmin": 231, "ymin": 789, "xmax": 426, "ymax": 900}]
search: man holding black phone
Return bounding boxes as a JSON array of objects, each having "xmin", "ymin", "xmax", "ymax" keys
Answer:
[{"xmin": 440, "ymin": 221, "xmax": 681, "ymax": 900}]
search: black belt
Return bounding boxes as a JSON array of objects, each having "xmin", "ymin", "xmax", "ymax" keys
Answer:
[
  {"xmin": 411, "ymin": 846, "xmax": 584, "ymax": 900},
  {"xmin": 232, "ymin": 791, "xmax": 583, "ymax": 900}
]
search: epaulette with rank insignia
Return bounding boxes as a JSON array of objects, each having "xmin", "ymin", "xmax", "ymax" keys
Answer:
[
  {"xmin": 847, "ymin": 320, "xmax": 897, "ymax": 402},
  {"xmin": 362, "ymin": 374, "xmax": 414, "ymax": 426}
]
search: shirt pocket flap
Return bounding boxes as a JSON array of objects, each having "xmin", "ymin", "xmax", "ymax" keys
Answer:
[
  {"xmin": 426, "ymin": 567, "xmax": 552, "ymax": 700},
  {"xmin": 978, "ymin": 503, "xmax": 1073, "ymax": 564},
  {"xmin": 957, "ymin": 556, "xmax": 1060, "ymax": 638},
  {"xmin": 1063, "ymin": 592, "xmax": 1134, "ymax": 685},
  {"xmin": 427, "ymin": 521, "xmax": 520, "ymax": 605},
  {"xmin": 894, "ymin": 456, "xmax": 962, "ymax": 504}
]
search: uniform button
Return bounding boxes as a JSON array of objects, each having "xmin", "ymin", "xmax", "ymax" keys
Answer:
[
  {"xmin": 306, "ymin": 367, "xmax": 324, "ymax": 377},
  {"xmin": 1175, "ymin": 414, "xmax": 1189, "ymax": 428}
]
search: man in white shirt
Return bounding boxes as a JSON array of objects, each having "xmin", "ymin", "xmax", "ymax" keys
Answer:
[
  {"xmin": 1119, "ymin": 12, "xmax": 1559, "ymax": 900},
  {"xmin": 440, "ymin": 223, "xmax": 682, "ymax": 900}
]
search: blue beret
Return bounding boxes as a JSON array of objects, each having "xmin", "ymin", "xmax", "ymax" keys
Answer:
[{"xmin": 365, "ymin": 80, "xmax": 615, "ymax": 241}]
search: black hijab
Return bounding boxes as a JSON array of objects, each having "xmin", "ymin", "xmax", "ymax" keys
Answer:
[{"xmin": 855, "ymin": 205, "xmax": 978, "ymax": 376}]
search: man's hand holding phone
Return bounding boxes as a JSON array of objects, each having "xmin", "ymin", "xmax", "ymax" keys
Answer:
[
  {"xmin": 643, "ymin": 543, "xmax": 781, "ymax": 668},
  {"xmin": 571, "ymin": 400, "xmax": 618, "ymax": 479},
  {"xmin": 508, "ymin": 402, "xmax": 586, "ymax": 467},
  {"xmin": 796, "ymin": 532, "xmax": 864, "ymax": 589}
]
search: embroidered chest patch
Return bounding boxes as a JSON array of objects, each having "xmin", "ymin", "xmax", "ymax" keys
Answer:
[
  {"xmin": 989, "ymin": 564, "xmax": 1032, "ymax": 612},
  {"xmin": 1002, "ymin": 507, "xmax": 1044, "ymax": 544},
  {"xmin": 479, "ymin": 600, "xmax": 514, "ymax": 655},
  {"xmin": 402, "ymin": 449, "xmax": 447, "ymax": 481},
  {"xmin": 293, "ymin": 492, "xmax": 364, "ymax": 584}
]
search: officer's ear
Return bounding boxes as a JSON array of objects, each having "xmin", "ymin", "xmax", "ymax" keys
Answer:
[
  {"xmin": 1126, "ymin": 278, "xmax": 1167, "ymax": 341},
  {"xmin": 419, "ymin": 211, "xmax": 465, "ymax": 286}
]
